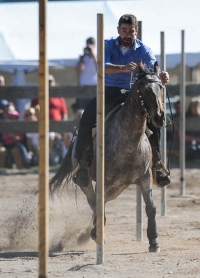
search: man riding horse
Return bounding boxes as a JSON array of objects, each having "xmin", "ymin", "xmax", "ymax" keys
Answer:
[{"xmin": 74, "ymin": 14, "xmax": 171, "ymax": 187}]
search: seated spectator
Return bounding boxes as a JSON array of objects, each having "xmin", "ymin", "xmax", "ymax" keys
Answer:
[
  {"xmin": 31, "ymin": 74, "xmax": 68, "ymax": 121},
  {"xmin": 0, "ymin": 75, "xmax": 5, "ymax": 87},
  {"xmin": 23, "ymin": 107, "xmax": 39, "ymax": 166},
  {"xmin": 2, "ymin": 101, "xmax": 16, "ymax": 120},
  {"xmin": 0, "ymin": 110, "xmax": 31, "ymax": 169},
  {"xmin": 173, "ymin": 100, "xmax": 180, "ymax": 119},
  {"xmin": 167, "ymin": 99, "xmax": 180, "ymax": 152},
  {"xmin": 23, "ymin": 106, "xmax": 66, "ymax": 166},
  {"xmin": 30, "ymin": 75, "xmax": 69, "ymax": 163},
  {"xmin": 185, "ymin": 98, "xmax": 200, "ymax": 159},
  {"xmin": 0, "ymin": 99, "xmax": 9, "ymax": 120},
  {"xmin": 71, "ymin": 102, "xmax": 84, "ymax": 121}
]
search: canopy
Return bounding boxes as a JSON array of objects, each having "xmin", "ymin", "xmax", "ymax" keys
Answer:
[{"xmin": 0, "ymin": 0, "xmax": 200, "ymax": 81}]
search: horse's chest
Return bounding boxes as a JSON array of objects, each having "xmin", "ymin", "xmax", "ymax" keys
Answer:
[{"xmin": 105, "ymin": 137, "xmax": 151, "ymax": 184}]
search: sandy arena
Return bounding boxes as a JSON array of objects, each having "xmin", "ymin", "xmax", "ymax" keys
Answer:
[{"xmin": 0, "ymin": 168, "xmax": 200, "ymax": 278}]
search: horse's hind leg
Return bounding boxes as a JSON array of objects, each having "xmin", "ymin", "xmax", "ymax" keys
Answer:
[
  {"xmin": 141, "ymin": 187, "xmax": 160, "ymax": 252},
  {"xmin": 79, "ymin": 179, "xmax": 96, "ymax": 213},
  {"xmin": 79, "ymin": 179, "xmax": 98, "ymax": 241}
]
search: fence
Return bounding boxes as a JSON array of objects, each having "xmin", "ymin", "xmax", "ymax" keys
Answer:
[{"xmin": 0, "ymin": 84, "xmax": 200, "ymax": 133}]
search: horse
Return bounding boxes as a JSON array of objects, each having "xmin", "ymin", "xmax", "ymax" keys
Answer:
[{"xmin": 49, "ymin": 61, "xmax": 165, "ymax": 253}]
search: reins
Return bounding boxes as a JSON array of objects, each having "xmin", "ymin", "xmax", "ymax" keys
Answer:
[{"xmin": 130, "ymin": 70, "xmax": 174, "ymax": 174}]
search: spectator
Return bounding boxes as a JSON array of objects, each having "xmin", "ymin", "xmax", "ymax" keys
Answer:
[
  {"xmin": 23, "ymin": 107, "xmax": 39, "ymax": 166},
  {"xmin": 24, "ymin": 106, "xmax": 65, "ymax": 166},
  {"xmin": 0, "ymin": 109, "xmax": 31, "ymax": 169},
  {"xmin": 186, "ymin": 98, "xmax": 200, "ymax": 118},
  {"xmin": 0, "ymin": 100, "xmax": 9, "ymax": 120},
  {"xmin": 31, "ymin": 74, "xmax": 68, "ymax": 120},
  {"xmin": 0, "ymin": 101, "xmax": 16, "ymax": 152},
  {"xmin": 0, "ymin": 75, "xmax": 9, "ymax": 120},
  {"xmin": 2, "ymin": 101, "xmax": 16, "ymax": 120},
  {"xmin": 30, "ymin": 75, "xmax": 69, "ymax": 163},
  {"xmin": 173, "ymin": 100, "xmax": 180, "ymax": 119},
  {"xmin": 0, "ymin": 75, "xmax": 5, "ymax": 86},
  {"xmin": 185, "ymin": 98, "xmax": 200, "ymax": 159},
  {"xmin": 76, "ymin": 37, "xmax": 97, "ymax": 109},
  {"xmin": 167, "ymin": 99, "xmax": 180, "ymax": 151},
  {"xmin": 71, "ymin": 102, "xmax": 84, "ymax": 121}
]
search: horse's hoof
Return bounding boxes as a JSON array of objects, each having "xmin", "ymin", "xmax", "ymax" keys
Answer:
[
  {"xmin": 90, "ymin": 227, "xmax": 96, "ymax": 242},
  {"xmin": 149, "ymin": 238, "xmax": 160, "ymax": 252},
  {"xmin": 149, "ymin": 245, "xmax": 160, "ymax": 252}
]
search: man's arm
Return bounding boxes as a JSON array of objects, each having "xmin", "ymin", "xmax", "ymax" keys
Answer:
[
  {"xmin": 105, "ymin": 62, "xmax": 138, "ymax": 74},
  {"xmin": 76, "ymin": 55, "xmax": 85, "ymax": 74}
]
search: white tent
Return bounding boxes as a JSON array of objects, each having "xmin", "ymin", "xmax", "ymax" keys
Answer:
[{"xmin": 0, "ymin": 0, "xmax": 200, "ymax": 83}]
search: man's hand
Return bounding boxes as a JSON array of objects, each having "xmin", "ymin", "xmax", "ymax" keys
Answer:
[
  {"xmin": 123, "ymin": 62, "xmax": 138, "ymax": 72},
  {"xmin": 159, "ymin": 71, "xmax": 169, "ymax": 84}
]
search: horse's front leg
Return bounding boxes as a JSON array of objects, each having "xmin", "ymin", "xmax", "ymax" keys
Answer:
[
  {"xmin": 90, "ymin": 184, "xmax": 129, "ymax": 241},
  {"xmin": 139, "ymin": 171, "xmax": 160, "ymax": 252},
  {"xmin": 143, "ymin": 188, "xmax": 160, "ymax": 252}
]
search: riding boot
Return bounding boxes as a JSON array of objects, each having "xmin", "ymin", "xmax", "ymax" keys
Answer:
[
  {"xmin": 147, "ymin": 125, "xmax": 171, "ymax": 187},
  {"xmin": 74, "ymin": 134, "xmax": 93, "ymax": 187},
  {"xmin": 152, "ymin": 146, "xmax": 171, "ymax": 187}
]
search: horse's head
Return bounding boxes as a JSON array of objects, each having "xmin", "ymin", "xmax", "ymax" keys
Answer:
[{"xmin": 132, "ymin": 61, "xmax": 165, "ymax": 128}]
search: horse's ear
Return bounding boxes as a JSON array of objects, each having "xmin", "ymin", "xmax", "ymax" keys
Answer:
[
  {"xmin": 138, "ymin": 59, "xmax": 144, "ymax": 71},
  {"xmin": 154, "ymin": 61, "xmax": 160, "ymax": 75}
]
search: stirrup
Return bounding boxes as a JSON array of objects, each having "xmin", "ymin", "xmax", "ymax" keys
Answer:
[
  {"xmin": 152, "ymin": 162, "xmax": 170, "ymax": 187},
  {"xmin": 157, "ymin": 161, "xmax": 170, "ymax": 175}
]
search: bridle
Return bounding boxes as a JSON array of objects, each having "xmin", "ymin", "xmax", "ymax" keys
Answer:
[{"xmin": 130, "ymin": 72, "xmax": 165, "ymax": 120}]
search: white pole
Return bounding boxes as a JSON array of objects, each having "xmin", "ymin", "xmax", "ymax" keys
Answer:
[
  {"xmin": 160, "ymin": 31, "xmax": 167, "ymax": 216},
  {"xmin": 96, "ymin": 13, "xmax": 105, "ymax": 265},
  {"xmin": 38, "ymin": 0, "xmax": 49, "ymax": 277},
  {"xmin": 136, "ymin": 21, "xmax": 143, "ymax": 242},
  {"xmin": 180, "ymin": 30, "xmax": 186, "ymax": 196}
]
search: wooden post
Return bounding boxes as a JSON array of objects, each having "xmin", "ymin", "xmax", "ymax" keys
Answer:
[
  {"xmin": 136, "ymin": 21, "xmax": 143, "ymax": 242},
  {"xmin": 180, "ymin": 30, "xmax": 186, "ymax": 196},
  {"xmin": 160, "ymin": 31, "xmax": 167, "ymax": 216},
  {"xmin": 38, "ymin": 1, "xmax": 49, "ymax": 277},
  {"xmin": 96, "ymin": 13, "xmax": 105, "ymax": 265}
]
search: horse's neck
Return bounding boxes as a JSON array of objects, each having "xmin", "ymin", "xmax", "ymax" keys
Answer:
[{"xmin": 118, "ymin": 95, "xmax": 146, "ymax": 139}]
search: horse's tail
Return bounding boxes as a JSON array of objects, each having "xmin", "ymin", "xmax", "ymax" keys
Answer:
[{"xmin": 49, "ymin": 139, "xmax": 74, "ymax": 195}]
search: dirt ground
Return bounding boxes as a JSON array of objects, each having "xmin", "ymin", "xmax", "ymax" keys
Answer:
[{"xmin": 0, "ymin": 168, "xmax": 200, "ymax": 278}]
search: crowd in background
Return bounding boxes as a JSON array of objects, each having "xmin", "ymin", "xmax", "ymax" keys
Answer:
[
  {"xmin": 0, "ymin": 36, "xmax": 97, "ymax": 170},
  {"xmin": 0, "ymin": 36, "xmax": 200, "ymax": 169},
  {"xmin": 0, "ymin": 72, "xmax": 83, "ymax": 170}
]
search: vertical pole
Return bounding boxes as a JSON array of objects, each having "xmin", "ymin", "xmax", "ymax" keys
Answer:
[
  {"xmin": 96, "ymin": 13, "xmax": 105, "ymax": 265},
  {"xmin": 160, "ymin": 32, "xmax": 167, "ymax": 216},
  {"xmin": 136, "ymin": 21, "xmax": 143, "ymax": 242},
  {"xmin": 180, "ymin": 30, "xmax": 186, "ymax": 196},
  {"xmin": 38, "ymin": 1, "xmax": 49, "ymax": 277}
]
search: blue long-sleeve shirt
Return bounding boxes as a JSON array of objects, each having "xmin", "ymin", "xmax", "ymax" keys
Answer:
[{"xmin": 105, "ymin": 37, "xmax": 157, "ymax": 90}]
